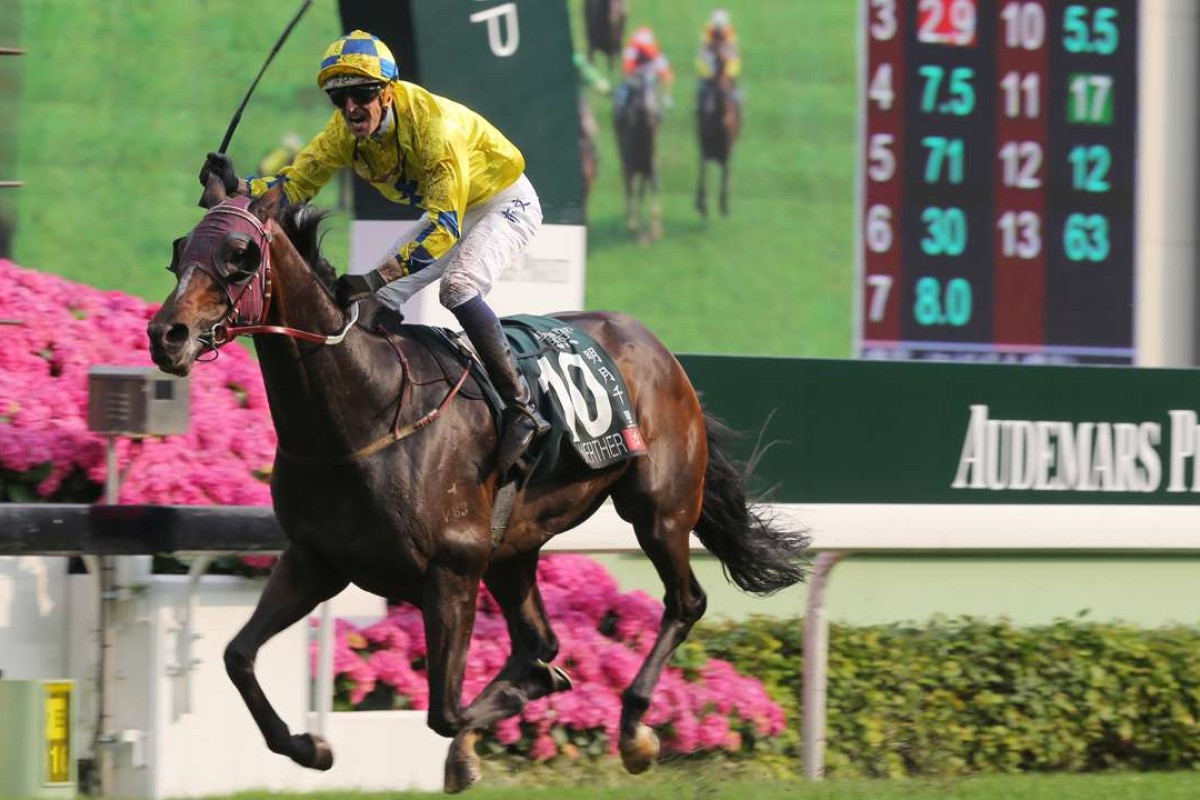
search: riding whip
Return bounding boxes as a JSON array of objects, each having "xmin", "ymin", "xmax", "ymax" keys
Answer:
[{"xmin": 199, "ymin": 0, "xmax": 314, "ymax": 207}]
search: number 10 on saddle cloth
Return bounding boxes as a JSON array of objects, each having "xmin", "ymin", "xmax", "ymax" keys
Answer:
[{"xmin": 503, "ymin": 315, "xmax": 647, "ymax": 474}]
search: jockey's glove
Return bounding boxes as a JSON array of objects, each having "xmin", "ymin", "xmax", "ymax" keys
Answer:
[
  {"xmin": 334, "ymin": 269, "xmax": 386, "ymax": 308},
  {"xmin": 199, "ymin": 152, "xmax": 240, "ymax": 196}
]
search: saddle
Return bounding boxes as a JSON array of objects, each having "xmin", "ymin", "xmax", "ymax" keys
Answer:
[{"xmin": 365, "ymin": 306, "xmax": 646, "ymax": 484}]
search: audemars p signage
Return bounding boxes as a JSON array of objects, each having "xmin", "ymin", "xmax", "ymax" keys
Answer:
[
  {"xmin": 953, "ymin": 406, "xmax": 1200, "ymax": 494},
  {"xmin": 673, "ymin": 356, "xmax": 1200, "ymax": 506}
]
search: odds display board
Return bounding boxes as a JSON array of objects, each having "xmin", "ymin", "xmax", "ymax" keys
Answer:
[{"xmin": 856, "ymin": 0, "xmax": 1139, "ymax": 364}]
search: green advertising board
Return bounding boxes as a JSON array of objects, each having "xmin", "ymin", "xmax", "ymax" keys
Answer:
[{"xmin": 680, "ymin": 355, "xmax": 1200, "ymax": 505}]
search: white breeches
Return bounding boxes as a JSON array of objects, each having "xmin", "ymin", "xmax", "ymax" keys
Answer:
[{"xmin": 375, "ymin": 173, "xmax": 542, "ymax": 311}]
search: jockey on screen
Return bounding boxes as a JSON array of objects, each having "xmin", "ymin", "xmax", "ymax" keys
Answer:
[
  {"xmin": 198, "ymin": 30, "xmax": 549, "ymax": 477},
  {"xmin": 616, "ymin": 26, "xmax": 674, "ymax": 114},
  {"xmin": 696, "ymin": 9, "xmax": 743, "ymax": 109},
  {"xmin": 696, "ymin": 9, "xmax": 741, "ymax": 81}
]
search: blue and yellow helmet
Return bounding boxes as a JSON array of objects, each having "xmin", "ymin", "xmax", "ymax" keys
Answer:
[{"xmin": 318, "ymin": 31, "xmax": 398, "ymax": 90}]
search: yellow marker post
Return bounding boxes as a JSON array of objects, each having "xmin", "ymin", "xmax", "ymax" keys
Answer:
[
  {"xmin": 44, "ymin": 682, "xmax": 72, "ymax": 785},
  {"xmin": 0, "ymin": 679, "xmax": 76, "ymax": 798}
]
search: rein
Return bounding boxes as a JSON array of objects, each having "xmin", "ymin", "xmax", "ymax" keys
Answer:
[
  {"xmin": 186, "ymin": 198, "xmax": 471, "ymax": 465},
  {"xmin": 223, "ymin": 302, "xmax": 359, "ymax": 344}
]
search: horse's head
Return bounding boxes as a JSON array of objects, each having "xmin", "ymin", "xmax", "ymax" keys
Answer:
[{"xmin": 147, "ymin": 185, "xmax": 284, "ymax": 375}]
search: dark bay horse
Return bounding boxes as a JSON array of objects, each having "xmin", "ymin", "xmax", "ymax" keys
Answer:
[
  {"xmin": 696, "ymin": 43, "xmax": 741, "ymax": 218},
  {"xmin": 147, "ymin": 181, "xmax": 808, "ymax": 793},
  {"xmin": 615, "ymin": 67, "xmax": 662, "ymax": 243},
  {"xmin": 584, "ymin": 0, "xmax": 626, "ymax": 73}
]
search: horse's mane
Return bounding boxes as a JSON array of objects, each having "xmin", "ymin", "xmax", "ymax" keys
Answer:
[{"xmin": 277, "ymin": 204, "xmax": 338, "ymax": 291}]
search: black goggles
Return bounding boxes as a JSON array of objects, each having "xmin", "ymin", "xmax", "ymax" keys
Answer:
[{"xmin": 327, "ymin": 83, "xmax": 384, "ymax": 108}]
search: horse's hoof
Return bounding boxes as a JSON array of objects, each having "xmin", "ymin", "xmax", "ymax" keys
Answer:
[
  {"xmin": 618, "ymin": 724, "xmax": 659, "ymax": 774},
  {"xmin": 291, "ymin": 732, "xmax": 334, "ymax": 771},
  {"xmin": 546, "ymin": 663, "xmax": 574, "ymax": 693},
  {"xmin": 444, "ymin": 731, "xmax": 482, "ymax": 794}
]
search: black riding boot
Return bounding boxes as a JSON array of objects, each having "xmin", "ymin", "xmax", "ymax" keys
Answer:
[{"xmin": 453, "ymin": 296, "xmax": 550, "ymax": 477}]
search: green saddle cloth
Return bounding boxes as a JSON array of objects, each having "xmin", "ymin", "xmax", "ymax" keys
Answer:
[{"xmin": 502, "ymin": 314, "xmax": 647, "ymax": 477}]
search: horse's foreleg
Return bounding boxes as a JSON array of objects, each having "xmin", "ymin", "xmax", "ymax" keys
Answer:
[
  {"xmin": 651, "ymin": 173, "xmax": 663, "ymax": 241},
  {"xmin": 460, "ymin": 553, "xmax": 570, "ymax": 732},
  {"xmin": 616, "ymin": 510, "xmax": 708, "ymax": 774},
  {"xmin": 719, "ymin": 159, "xmax": 731, "ymax": 217},
  {"xmin": 225, "ymin": 546, "xmax": 348, "ymax": 770},
  {"xmin": 696, "ymin": 156, "xmax": 709, "ymax": 218},
  {"xmin": 421, "ymin": 565, "xmax": 483, "ymax": 793},
  {"xmin": 624, "ymin": 169, "xmax": 639, "ymax": 234}
]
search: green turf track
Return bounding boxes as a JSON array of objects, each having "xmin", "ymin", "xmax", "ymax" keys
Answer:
[
  {"xmin": 186, "ymin": 770, "xmax": 1200, "ymax": 800},
  {"xmin": 12, "ymin": 1, "xmax": 856, "ymax": 357}
]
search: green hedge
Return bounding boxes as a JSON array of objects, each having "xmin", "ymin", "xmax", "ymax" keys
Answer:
[{"xmin": 691, "ymin": 615, "xmax": 1200, "ymax": 777}]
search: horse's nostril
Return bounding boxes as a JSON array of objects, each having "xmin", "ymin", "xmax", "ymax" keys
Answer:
[
  {"xmin": 148, "ymin": 321, "xmax": 190, "ymax": 350},
  {"xmin": 165, "ymin": 324, "xmax": 190, "ymax": 345}
]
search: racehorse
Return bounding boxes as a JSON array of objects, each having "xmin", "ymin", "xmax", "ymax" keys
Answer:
[
  {"xmin": 584, "ymin": 0, "xmax": 626, "ymax": 73},
  {"xmin": 579, "ymin": 93, "xmax": 599, "ymax": 208},
  {"xmin": 695, "ymin": 42, "xmax": 741, "ymax": 218},
  {"xmin": 147, "ymin": 179, "xmax": 808, "ymax": 793},
  {"xmin": 614, "ymin": 67, "xmax": 662, "ymax": 243}
]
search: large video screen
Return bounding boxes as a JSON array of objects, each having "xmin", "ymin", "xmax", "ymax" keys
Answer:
[{"xmin": 4, "ymin": 1, "xmax": 853, "ymax": 358}]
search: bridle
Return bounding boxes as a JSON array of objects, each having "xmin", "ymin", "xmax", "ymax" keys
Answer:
[{"xmin": 175, "ymin": 197, "xmax": 358, "ymax": 357}]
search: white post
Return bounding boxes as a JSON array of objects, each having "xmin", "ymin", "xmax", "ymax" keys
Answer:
[
  {"xmin": 1136, "ymin": 0, "xmax": 1200, "ymax": 366},
  {"xmin": 95, "ymin": 436, "xmax": 120, "ymax": 796},
  {"xmin": 802, "ymin": 551, "xmax": 846, "ymax": 781},
  {"xmin": 315, "ymin": 601, "xmax": 334, "ymax": 736}
]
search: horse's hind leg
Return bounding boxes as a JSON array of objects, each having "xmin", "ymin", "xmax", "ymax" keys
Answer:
[
  {"xmin": 225, "ymin": 546, "xmax": 348, "ymax": 770},
  {"xmin": 696, "ymin": 157, "xmax": 709, "ymax": 218},
  {"xmin": 649, "ymin": 174, "xmax": 663, "ymax": 242},
  {"xmin": 611, "ymin": 499, "xmax": 708, "ymax": 773},
  {"xmin": 624, "ymin": 170, "xmax": 640, "ymax": 235}
]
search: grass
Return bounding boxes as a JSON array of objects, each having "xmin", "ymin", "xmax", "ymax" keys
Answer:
[
  {"xmin": 11, "ymin": 1, "xmax": 858, "ymax": 357},
  {"xmin": 189, "ymin": 770, "xmax": 1200, "ymax": 800},
  {"xmin": 11, "ymin": 0, "xmax": 350, "ymax": 302}
]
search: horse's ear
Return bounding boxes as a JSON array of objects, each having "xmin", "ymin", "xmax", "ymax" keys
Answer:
[
  {"xmin": 248, "ymin": 184, "xmax": 284, "ymax": 223},
  {"xmin": 199, "ymin": 172, "xmax": 227, "ymax": 209}
]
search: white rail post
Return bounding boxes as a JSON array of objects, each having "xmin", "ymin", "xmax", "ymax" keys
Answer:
[{"xmin": 802, "ymin": 551, "xmax": 846, "ymax": 780}]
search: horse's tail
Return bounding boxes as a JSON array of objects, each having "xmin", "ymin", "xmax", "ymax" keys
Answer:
[{"xmin": 693, "ymin": 411, "xmax": 811, "ymax": 595}]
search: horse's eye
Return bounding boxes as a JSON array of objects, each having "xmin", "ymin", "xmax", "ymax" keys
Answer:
[{"xmin": 223, "ymin": 237, "xmax": 261, "ymax": 282}]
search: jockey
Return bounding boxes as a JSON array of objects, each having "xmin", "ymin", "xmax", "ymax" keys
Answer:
[
  {"xmin": 617, "ymin": 26, "xmax": 673, "ymax": 112},
  {"xmin": 696, "ymin": 9, "xmax": 741, "ymax": 81},
  {"xmin": 199, "ymin": 30, "xmax": 549, "ymax": 478}
]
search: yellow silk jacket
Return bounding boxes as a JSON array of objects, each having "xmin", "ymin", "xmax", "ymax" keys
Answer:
[{"xmin": 248, "ymin": 80, "xmax": 525, "ymax": 273}]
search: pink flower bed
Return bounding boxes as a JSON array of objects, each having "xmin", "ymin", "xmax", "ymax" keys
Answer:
[
  {"xmin": 2, "ymin": 260, "xmax": 788, "ymax": 760},
  {"xmin": 0, "ymin": 259, "xmax": 274, "ymax": 503},
  {"xmin": 314, "ymin": 554, "xmax": 787, "ymax": 760}
]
